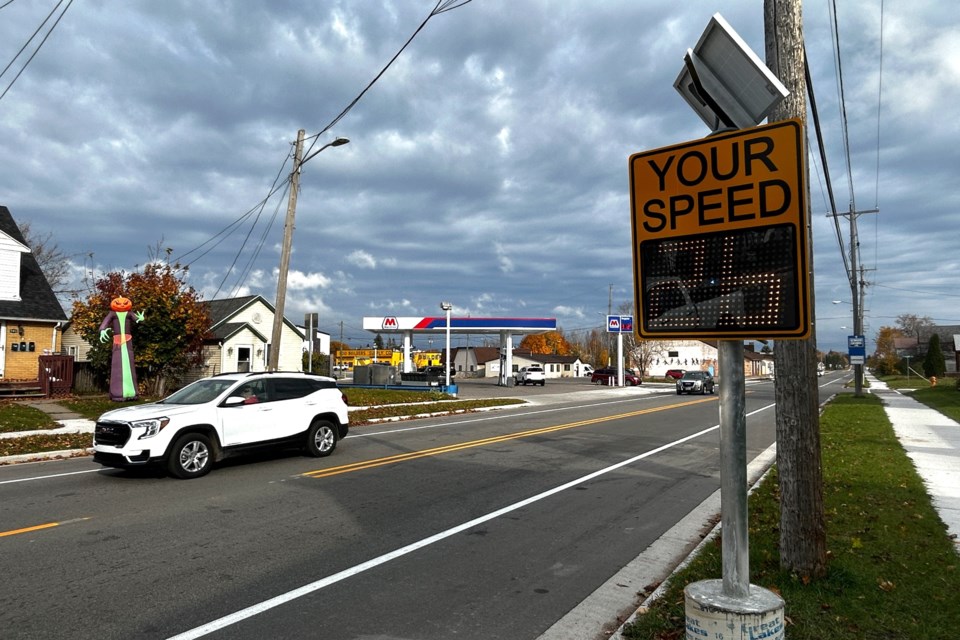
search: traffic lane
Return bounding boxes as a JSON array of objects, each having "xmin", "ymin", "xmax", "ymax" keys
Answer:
[
  {"xmin": 1, "ymin": 396, "xmax": 735, "ymax": 639},
  {"xmin": 0, "ymin": 392, "xmax": 695, "ymax": 539},
  {"xmin": 0, "ymin": 392, "xmax": 770, "ymax": 639},
  {"xmin": 168, "ymin": 397, "xmax": 777, "ymax": 639}
]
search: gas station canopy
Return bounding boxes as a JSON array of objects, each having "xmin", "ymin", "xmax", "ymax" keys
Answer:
[
  {"xmin": 362, "ymin": 316, "xmax": 557, "ymax": 334},
  {"xmin": 361, "ymin": 316, "xmax": 557, "ymax": 380}
]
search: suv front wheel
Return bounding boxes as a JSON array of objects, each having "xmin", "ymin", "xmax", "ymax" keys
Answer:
[
  {"xmin": 306, "ymin": 419, "xmax": 338, "ymax": 457},
  {"xmin": 167, "ymin": 433, "xmax": 214, "ymax": 479}
]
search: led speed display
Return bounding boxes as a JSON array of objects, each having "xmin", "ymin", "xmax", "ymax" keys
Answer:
[{"xmin": 639, "ymin": 224, "xmax": 799, "ymax": 336}]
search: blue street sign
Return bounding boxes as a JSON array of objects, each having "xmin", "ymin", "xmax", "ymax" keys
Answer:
[
  {"xmin": 607, "ymin": 315, "xmax": 621, "ymax": 332},
  {"xmin": 848, "ymin": 335, "xmax": 866, "ymax": 365}
]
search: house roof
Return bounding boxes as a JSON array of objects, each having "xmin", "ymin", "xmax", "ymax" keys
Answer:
[
  {"xmin": 743, "ymin": 350, "xmax": 773, "ymax": 362},
  {"xmin": 202, "ymin": 294, "xmax": 303, "ymax": 341},
  {"xmin": 460, "ymin": 346, "xmax": 582, "ymax": 366},
  {"xmin": 459, "ymin": 346, "xmax": 500, "ymax": 364},
  {"xmin": 209, "ymin": 321, "xmax": 268, "ymax": 343},
  {"xmin": 0, "ymin": 206, "xmax": 67, "ymax": 322},
  {"xmin": 205, "ymin": 295, "xmax": 262, "ymax": 328}
]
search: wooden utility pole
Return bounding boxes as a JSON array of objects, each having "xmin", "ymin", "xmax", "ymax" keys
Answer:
[
  {"xmin": 765, "ymin": 0, "xmax": 827, "ymax": 578},
  {"xmin": 269, "ymin": 129, "xmax": 305, "ymax": 371}
]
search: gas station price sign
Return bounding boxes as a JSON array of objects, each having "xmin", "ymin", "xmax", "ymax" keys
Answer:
[{"xmin": 629, "ymin": 119, "xmax": 811, "ymax": 340}]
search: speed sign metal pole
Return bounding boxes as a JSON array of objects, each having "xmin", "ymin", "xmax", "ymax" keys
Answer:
[{"xmin": 718, "ymin": 339, "xmax": 748, "ymax": 597}]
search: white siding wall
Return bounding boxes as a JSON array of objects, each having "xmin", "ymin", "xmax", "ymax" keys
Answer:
[{"xmin": 0, "ymin": 250, "xmax": 22, "ymax": 300}]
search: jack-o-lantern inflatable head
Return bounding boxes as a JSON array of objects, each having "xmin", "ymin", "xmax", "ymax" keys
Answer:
[{"xmin": 110, "ymin": 296, "xmax": 133, "ymax": 312}]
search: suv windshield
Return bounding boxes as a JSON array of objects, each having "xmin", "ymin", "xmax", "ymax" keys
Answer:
[
  {"xmin": 681, "ymin": 371, "xmax": 706, "ymax": 380},
  {"xmin": 161, "ymin": 379, "xmax": 238, "ymax": 405}
]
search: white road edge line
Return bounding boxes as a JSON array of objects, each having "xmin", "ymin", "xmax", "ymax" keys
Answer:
[
  {"xmin": 0, "ymin": 468, "xmax": 101, "ymax": 485},
  {"xmin": 166, "ymin": 416, "xmax": 743, "ymax": 640}
]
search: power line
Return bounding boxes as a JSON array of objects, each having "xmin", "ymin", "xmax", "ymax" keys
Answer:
[
  {"xmin": 0, "ymin": 0, "xmax": 75, "ymax": 104},
  {"xmin": 804, "ymin": 44, "xmax": 850, "ymax": 281},
  {"xmin": 872, "ymin": 283, "xmax": 960, "ymax": 299},
  {"xmin": 830, "ymin": 0, "xmax": 857, "ymax": 214},
  {"xmin": 177, "ymin": 0, "xmax": 473, "ymax": 301},
  {"xmin": 301, "ymin": 1, "xmax": 472, "ymax": 160}
]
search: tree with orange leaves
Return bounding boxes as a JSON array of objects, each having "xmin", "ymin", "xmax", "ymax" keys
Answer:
[
  {"xmin": 71, "ymin": 260, "xmax": 210, "ymax": 397},
  {"xmin": 519, "ymin": 330, "xmax": 573, "ymax": 355}
]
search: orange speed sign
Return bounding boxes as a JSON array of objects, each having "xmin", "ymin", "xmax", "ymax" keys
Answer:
[{"xmin": 629, "ymin": 119, "xmax": 811, "ymax": 340}]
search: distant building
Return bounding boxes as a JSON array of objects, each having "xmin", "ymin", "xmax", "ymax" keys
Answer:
[{"xmin": 453, "ymin": 347, "xmax": 587, "ymax": 379}]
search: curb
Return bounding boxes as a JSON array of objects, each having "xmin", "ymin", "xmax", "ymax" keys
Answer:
[{"xmin": 0, "ymin": 447, "xmax": 94, "ymax": 465}]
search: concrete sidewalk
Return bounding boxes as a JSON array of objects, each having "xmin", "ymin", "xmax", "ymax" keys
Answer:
[
  {"xmin": 0, "ymin": 400, "xmax": 94, "ymax": 441},
  {"xmin": 868, "ymin": 375, "xmax": 960, "ymax": 549}
]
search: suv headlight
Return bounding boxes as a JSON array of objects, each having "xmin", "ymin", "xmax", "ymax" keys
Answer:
[{"xmin": 133, "ymin": 417, "xmax": 170, "ymax": 439}]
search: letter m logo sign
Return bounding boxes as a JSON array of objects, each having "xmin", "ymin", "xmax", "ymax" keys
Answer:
[{"xmin": 382, "ymin": 317, "xmax": 399, "ymax": 330}]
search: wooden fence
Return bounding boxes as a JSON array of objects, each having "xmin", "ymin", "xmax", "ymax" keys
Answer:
[{"xmin": 38, "ymin": 355, "xmax": 74, "ymax": 398}]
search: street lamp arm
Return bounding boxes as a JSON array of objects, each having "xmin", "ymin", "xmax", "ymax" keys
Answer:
[{"xmin": 301, "ymin": 137, "xmax": 350, "ymax": 167}]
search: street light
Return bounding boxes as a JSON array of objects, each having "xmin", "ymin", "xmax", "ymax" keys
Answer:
[
  {"xmin": 268, "ymin": 133, "xmax": 349, "ymax": 371},
  {"xmin": 440, "ymin": 301, "xmax": 452, "ymax": 388},
  {"xmin": 302, "ymin": 136, "xmax": 350, "ymax": 165}
]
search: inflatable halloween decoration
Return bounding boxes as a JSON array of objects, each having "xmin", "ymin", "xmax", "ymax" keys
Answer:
[{"xmin": 99, "ymin": 296, "xmax": 145, "ymax": 401}]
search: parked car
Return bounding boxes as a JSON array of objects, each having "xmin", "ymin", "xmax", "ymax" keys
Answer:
[
  {"xmin": 664, "ymin": 369, "xmax": 685, "ymax": 380},
  {"xmin": 580, "ymin": 364, "xmax": 595, "ymax": 377},
  {"xmin": 420, "ymin": 365, "xmax": 455, "ymax": 378},
  {"xmin": 92, "ymin": 372, "xmax": 350, "ymax": 479},
  {"xmin": 515, "ymin": 365, "xmax": 546, "ymax": 386},
  {"xmin": 676, "ymin": 370, "xmax": 715, "ymax": 395},
  {"xmin": 591, "ymin": 367, "xmax": 641, "ymax": 386}
]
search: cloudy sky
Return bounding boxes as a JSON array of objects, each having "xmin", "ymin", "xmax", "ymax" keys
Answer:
[{"xmin": 2, "ymin": 0, "xmax": 957, "ymax": 352}]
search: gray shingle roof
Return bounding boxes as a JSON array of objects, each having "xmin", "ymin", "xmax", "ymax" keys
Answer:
[{"xmin": 0, "ymin": 206, "xmax": 67, "ymax": 322}]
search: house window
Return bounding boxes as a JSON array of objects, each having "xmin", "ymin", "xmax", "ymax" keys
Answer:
[
  {"xmin": 237, "ymin": 346, "xmax": 252, "ymax": 373},
  {"xmin": 668, "ymin": 351, "xmax": 679, "ymax": 358},
  {"xmin": 564, "ymin": 364, "xmax": 571, "ymax": 371}
]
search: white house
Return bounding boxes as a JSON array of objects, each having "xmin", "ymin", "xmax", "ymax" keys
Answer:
[
  {"xmin": 63, "ymin": 294, "xmax": 307, "ymax": 387},
  {"xmin": 461, "ymin": 347, "xmax": 586, "ymax": 379},
  {"xmin": 0, "ymin": 207, "xmax": 69, "ymax": 385},
  {"xmin": 201, "ymin": 295, "xmax": 304, "ymax": 376},
  {"xmin": 645, "ymin": 340, "xmax": 719, "ymax": 376}
]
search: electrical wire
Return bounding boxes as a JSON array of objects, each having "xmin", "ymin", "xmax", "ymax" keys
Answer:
[
  {"xmin": 874, "ymin": 0, "xmax": 885, "ymax": 211},
  {"xmin": 226, "ymin": 178, "xmax": 292, "ymax": 299},
  {"xmin": 830, "ymin": 0, "xmax": 857, "ymax": 215},
  {"xmin": 181, "ymin": 0, "xmax": 473, "ymax": 300},
  {"xmin": 804, "ymin": 43, "xmax": 850, "ymax": 282},
  {"xmin": 302, "ymin": 0, "xmax": 472, "ymax": 160},
  {"xmin": 868, "ymin": 0, "xmax": 885, "ymax": 325},
  {"xmin": 0, "ymin": 0, "xmax": 74, "ymax": 103}
]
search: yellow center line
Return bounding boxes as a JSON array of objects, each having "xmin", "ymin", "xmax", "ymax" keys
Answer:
[
  {"xmin": 0, "ymin": 517, "xmax": 92, "ymax": 539},
  {"xmin": 0, "ymin": 522, "xmax": 60, "ymax": 537},
  {"xmin": 303, "ymin": 396, "xmax": 716, "ymax": 479}
]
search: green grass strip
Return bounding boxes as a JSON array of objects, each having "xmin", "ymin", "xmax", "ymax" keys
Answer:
[
  {"xmin": 0, "ymin": 403, "xmax": 58, "ymax": 433},
  {"xmin": 622, "ymin": 393, "xmax": 960, "ymax": 639}
]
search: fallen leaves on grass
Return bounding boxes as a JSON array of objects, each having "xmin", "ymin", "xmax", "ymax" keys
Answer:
[{"xmin": 0, "ymin": 433, "xmax": 92, "ymax": 458}]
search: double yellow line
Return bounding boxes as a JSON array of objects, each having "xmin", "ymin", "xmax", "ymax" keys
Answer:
[{"xmin": 303, "ymin": 396, "xmax": 715, "ymax": 479}]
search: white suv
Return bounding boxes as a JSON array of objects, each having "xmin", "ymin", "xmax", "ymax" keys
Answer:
[
  {"xmin": 514, "ymin": 365, "xmax": 546, "ymax": 386},
  {"xmin": 93, "ymin": 372, "xmax": 350, "ymax": 479}
]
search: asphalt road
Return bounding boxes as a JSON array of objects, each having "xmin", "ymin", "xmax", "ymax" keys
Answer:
[{"xmin": 0, "ymin": 375, "xmax": 847, "ymax": 639}]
